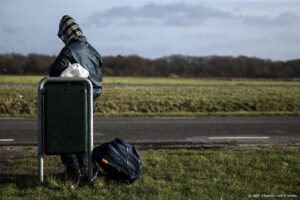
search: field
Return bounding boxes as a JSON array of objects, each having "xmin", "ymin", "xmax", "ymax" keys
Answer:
[
  {"xmin": 1, "ymin": 75, "xmax": 300, "ymax": 86},
  {"xmin": 0, "ymin": 75, "xmax": 300, "ymax": 116},
  {"xmin": 0, "ymin": 147, "xmax": 299, "ymax": 200},
  {"xmin": 0, "ymin": 86, "xmax": 300, "ymax": 116}
]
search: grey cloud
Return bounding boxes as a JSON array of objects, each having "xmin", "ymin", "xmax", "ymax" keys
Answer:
[
  {"xmin": 87, "ymin": 2, "xmax": 232, "ymax": 27},
  {"xmin": 272, "ymin": 12, "xmax": 300, "ymax": 25},
  {"xmin": 118, "ymin": 18, "xmax": 156, "ymax": 27},
  {"xmin": 162, "ymin": 4, "xmax": 231, "ymax": 26},
  {"xmin": 117, "ymin": 34, "xmax": 143, "ymax": 41},
  {"xmin": 193, "ymin": 33, "xmax": 228, "ymax": 39},
  {"xmin": 0, "ymin": 24, "xmax": 19, "ymax": 34},
  {"xmin": 87, "ymin": 2, "xmax": 300, "ymax": 28},
  {"xmin": 241, "ymin": 12, "xmax": 300, "ymax": 26}
]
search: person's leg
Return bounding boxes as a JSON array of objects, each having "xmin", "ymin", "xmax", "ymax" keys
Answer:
[
  {"xmin": 76, "ymin": 153, "xmax": 88, "ymax": 171},
  {"xmin": 60, "ymin": 154, "xmax": 81, "ymax": 181},
  {"xmin": 76, "ymin": 153, "xmax": 98, "ymax": 183}
]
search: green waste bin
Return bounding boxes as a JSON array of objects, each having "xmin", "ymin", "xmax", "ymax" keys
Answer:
[
  {"xmin": 38, "ymin": 77, "xmax": 94, "ymax": 183},
  {"xmin": 43, "ymin": 82, "xmax": 91, "ymax": 154}
]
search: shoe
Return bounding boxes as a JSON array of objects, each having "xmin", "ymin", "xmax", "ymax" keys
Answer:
[
  {"xmin": 57, "ymin": 169, "xmax": 81, "ymax": 185},
  {"xmin": 68, "ymin": 169, "xmax": 82, "ymax": 185},
  {"xmin": 80, "ymin": 167, "xmax": 99, "ymax": 185}
]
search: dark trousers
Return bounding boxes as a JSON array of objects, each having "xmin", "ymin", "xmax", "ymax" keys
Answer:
[
  {"xmin": 60, "ymin": 95, "xmax": 98, "ymax": 173},
  {"xmin": 60, "ymin": 153, "xmax": 88, "ymax": 172}
]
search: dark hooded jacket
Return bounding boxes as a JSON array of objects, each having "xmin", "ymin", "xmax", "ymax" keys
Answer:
[{"xmin": 49, "ymin": 15, "xmax": 102, "ymax": 97}]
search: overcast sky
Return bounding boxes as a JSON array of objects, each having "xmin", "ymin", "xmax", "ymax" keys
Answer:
[{"xmin": 1, "ymin": 0, "xmax": 299, "ymax": 61}]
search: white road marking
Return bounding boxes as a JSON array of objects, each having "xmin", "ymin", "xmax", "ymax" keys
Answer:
[
  {"xmin": 209, "ymin": 136, "xmax": 270, "ymax": 140},
  {"xmin": 0, "ymin": 139, "xmax": 14, "ymax": 142}
]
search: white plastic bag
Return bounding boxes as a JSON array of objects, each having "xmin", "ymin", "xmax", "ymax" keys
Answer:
[{"xmin": 60, "ymin": 63, "xmax": 89, "ymax": 78}]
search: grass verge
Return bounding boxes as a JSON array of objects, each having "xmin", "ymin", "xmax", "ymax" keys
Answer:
[
  {"xmin": 1, "ymin": 75, "xmax": 300, "ymax": 86},
  {"xmin": 0, "ymin": 86, "xmax": 300, "ymax": 116},
  {"xmin": 0, "ymin": 147, "xmax": 299, "ymax": 199}
]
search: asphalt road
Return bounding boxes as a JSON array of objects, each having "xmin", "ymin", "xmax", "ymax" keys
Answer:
[{"xmin": 0, "ymin": 117, "xmax": 299, "ymax": 146}]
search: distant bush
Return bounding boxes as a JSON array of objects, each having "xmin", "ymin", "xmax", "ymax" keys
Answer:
[{"xmin": 0, "ymin": 53, "xmax": 300, "ymax": 78}]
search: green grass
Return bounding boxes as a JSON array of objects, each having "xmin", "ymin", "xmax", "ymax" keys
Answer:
[
  {"xmin": 1, "ymin": 75, "xmax": 300, "ymax": 86},
  {"xmin": 0, "ymin": 75, "xmax": 43, "ymax": 84},
  {"xmin": 0, "ymin": 86, "xmax": 300, "ymax": 116},
  {"xmin": 0, "ymin": 86, "xmax": 37, "ymax": 116},
  {"xmin": 106, "ymin": 76, "xmax": 300, "ymax": 86},
  {"xmin": 0, "ymin": 147, "xmax": 299, "ymax": 199},
  {"xmin": 97, "ymin": 87, "xmax": 300, "ymax": 116},
  {"xmin": 0, "ymin": 75, "xmax": 299, "ymax": 117}
]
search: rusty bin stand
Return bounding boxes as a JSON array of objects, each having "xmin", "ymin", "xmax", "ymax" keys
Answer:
[{"xmin": 38, "ymin": 77, "xmax": 94, "ymax": 183}]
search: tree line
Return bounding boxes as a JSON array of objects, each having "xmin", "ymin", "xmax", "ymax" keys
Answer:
[{"xmin": 0, "ymin": 53, "xmax": 299, "ymax": 78}]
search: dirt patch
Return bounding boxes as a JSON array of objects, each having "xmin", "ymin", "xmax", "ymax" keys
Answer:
[
  {"xmin": 0, "ymin": 143, "xmax": 299, "ymax": 161},
  {"xmin": 0, "ymin": 146, "xmax": 36, "ymax": 161}
]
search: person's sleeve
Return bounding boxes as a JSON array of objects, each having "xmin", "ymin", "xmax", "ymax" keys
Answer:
[{"xmin": 49, "ymin": 47, "xmax": 72, "ymax": 76}]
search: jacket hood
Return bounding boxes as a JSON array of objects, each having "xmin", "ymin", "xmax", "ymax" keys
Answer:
[{"xmin": 57, "ymin": 15, "xmax": 84, "ymax": 44}]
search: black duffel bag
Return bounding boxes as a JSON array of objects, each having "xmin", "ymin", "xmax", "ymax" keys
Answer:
[{"xmin": 92, "ymin": 138, "xmax": 142, "ymax": 183}]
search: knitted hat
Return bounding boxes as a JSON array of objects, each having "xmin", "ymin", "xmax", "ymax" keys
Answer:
[{"xmin": 57, "ymin": 15, "xmax": 83, "ymax": 44}]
